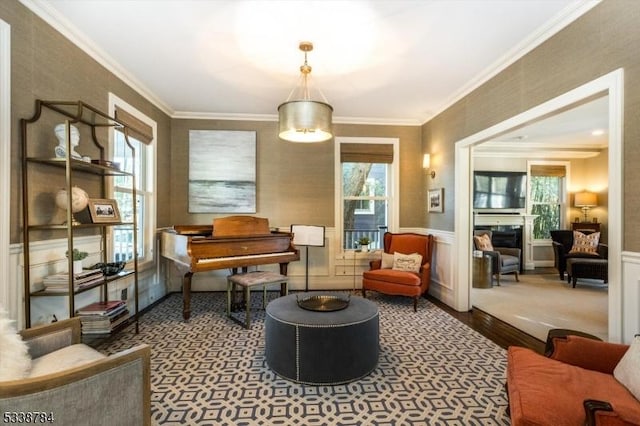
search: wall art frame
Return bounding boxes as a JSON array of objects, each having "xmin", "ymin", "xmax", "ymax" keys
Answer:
[
  {"xmin": 188, "ymin": 130, "xmax": 257, "ymax": 213},
  {"xmin": 428, "ymin": 188, "xmax": 444, "ymax": 213}
]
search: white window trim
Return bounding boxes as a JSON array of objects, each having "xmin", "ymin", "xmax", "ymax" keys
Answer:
[
  {"xmin": 0, "ymin": 19, "xmax": 12, "ymax": 320},
  {"xmin": 527, "ymin": 160, "xmax": 571, "ymax": 239},
  {"xmin": 334, "ymin": 137, "xmax": 399, "ymax": 255},
  {"xmin": 108, "ymin": 93, "xmax": 157, "ymax": 270}
]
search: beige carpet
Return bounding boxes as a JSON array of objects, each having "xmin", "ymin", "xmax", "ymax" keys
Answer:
[{"xmin": 471, "ymin": 271, "xmax": 608, "ymax": 341}]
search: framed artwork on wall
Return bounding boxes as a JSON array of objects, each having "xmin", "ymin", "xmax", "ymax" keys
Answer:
[
  {"xmin": 428, "ymin": 188, "xmax": 444, "ymax": 213},
  {"xmin": 188, "ymin": 130, "xmax": 257, "ymax": 213}
]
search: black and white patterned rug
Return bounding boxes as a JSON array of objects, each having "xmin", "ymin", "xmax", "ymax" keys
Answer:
[{"xmin": 100, "ymin": 292, "xmax": 510, "ymax": 425}]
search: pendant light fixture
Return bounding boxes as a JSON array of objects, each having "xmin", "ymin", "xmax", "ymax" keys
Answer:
[{"xmin": 278, "ymin": 41, "xmax": 333, "ymax": 143}]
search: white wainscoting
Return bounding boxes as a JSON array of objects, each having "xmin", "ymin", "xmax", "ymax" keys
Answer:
[
  {"xmin": 162, "ymin": 227, "xmax": 445, "ymax": 294},
  {"xmin": 621, "ymin": 251, "xmax": 640, "ymax": 342},
  {"xmin": 9, "ymin": 228, "xmax": 639, "ymax": 341}
]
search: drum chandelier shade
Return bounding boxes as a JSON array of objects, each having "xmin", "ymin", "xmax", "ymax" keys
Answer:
[{"xmin": 278, "ymin": 42, "xmax": 333, "ymax": 143}]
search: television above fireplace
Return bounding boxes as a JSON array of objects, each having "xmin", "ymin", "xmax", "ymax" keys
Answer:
[{"xmin": 473, "ymin": 170, "xmax": 527, "ymax": 210}]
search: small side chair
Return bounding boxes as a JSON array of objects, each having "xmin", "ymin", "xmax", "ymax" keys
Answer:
[{"xmin": 362, "ymin": 232, "xmax": 434, "ymax": 311}]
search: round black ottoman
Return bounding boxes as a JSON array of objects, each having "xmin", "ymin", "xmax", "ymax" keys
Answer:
[{"xmin": 265, "ymin": 293, "xmax": 379, "ymax": 385}]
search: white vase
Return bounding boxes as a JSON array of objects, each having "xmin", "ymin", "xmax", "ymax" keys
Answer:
[
  {"xmin": 361, "ymin": 244, "xmax": 369, "ymax": 253},
  {"xmin": 73, "ymin": 260, "xmax": 83, "ymax": 275}
]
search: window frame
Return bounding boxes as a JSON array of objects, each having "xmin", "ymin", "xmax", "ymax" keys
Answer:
[
  {"xmin": 527, "ymin": 160, "xmax": 570, "ymax": 241},
  {"xmin": 108, "ymin": 93, "xmax": 157, "ymax": 270},
  {"xmin": 334, "ymin": 137, "xmax": 399, "ymax": 253}
]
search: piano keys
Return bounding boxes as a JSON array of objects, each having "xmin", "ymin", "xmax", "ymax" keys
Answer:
[{"xmin": 161, "ymin": 216, "xmax": 300, "ymax": 320}]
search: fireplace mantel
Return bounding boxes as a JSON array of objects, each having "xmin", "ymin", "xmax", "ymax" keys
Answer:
[{"xmin": 474, "ymin": 214, "xmax": 538, "ymax": 270}]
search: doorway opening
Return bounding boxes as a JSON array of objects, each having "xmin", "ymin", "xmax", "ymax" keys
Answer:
[{"xmin": 453, "ymin": 69, "xmax": 623, "ymax": 342}]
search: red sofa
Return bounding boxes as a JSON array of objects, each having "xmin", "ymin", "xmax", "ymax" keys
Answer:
[{"xmin": 507, "ymin": 332, "xmax": 640, "ymax": 425}]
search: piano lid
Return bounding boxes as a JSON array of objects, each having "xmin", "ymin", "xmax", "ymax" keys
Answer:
[{"xmin": 213, "ymin": 216, "xmax": 271, "ymax": 237}]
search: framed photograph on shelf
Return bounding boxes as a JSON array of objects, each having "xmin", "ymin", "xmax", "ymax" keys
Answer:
[
  {"xmin": 428, "ymin": 188, "xmax": 444, "ymax": 213},
  {"xmin": 87, "ymin": 198, "xmax": 121, "ymax": 223}
]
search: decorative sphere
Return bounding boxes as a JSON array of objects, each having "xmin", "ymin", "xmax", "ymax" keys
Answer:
[{"xmin": 55, "ymin": 186, "xmax": 89, "ymax": 213}]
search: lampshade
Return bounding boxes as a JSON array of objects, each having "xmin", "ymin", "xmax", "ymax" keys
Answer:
[
  {"xmin": 574, "ymin": 191, "xmax": 597, "ymax": 207},
  {"xmin": 278, "ymin": 42, "xmax": 333, "ymax": 143},
  {"xmin": 423, "ymin": 154, "xmax": 431, "ymax": 169}
]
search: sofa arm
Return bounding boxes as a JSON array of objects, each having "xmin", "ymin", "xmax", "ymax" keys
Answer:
[
  {"xmin": 584, "ymin": 400, "xmax": 639, "ymax": 426},
  {"xmin": 546, "ymin": 331, "xmax": 629, "ymax": 374},
  {"xmin": 20, "ymin": 317, "xmax": 82, "ymax": 359},
  {"xmin": 0, "ymin": 344, "xmax": 151, "ymax": 426}
]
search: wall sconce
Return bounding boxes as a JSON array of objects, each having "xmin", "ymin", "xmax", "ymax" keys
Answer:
[
  {"xmin": 423, "ymin": 154, "xmax": 435, "ymax": 178},
  {"xmin": 574, "ymin": 191, "xmax": 597, "ymax": 222}
]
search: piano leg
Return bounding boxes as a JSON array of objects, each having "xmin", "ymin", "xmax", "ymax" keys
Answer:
[
  {"xmin": 279, "ymin": 263, "xmax": 289, "ymax": 296},
  {"xmin": 183, "ymin": 272, "xmax": 193, "ymax": 320}
]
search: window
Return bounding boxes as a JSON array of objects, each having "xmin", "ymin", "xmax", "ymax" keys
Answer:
[
  {"xmin": 529, "ymin": 163, "xmax": 568, "ymax": 239},
  {"xmin": 335, "ymin": 138, "xmax": 399, "ymax": 251},
  {"xmin": 109, "ymin": 94, "xmax": 156, "ymax": 266}
]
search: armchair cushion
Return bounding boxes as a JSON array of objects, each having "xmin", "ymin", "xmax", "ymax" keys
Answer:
[
  {"xmin": 473, "ymin": 233, "xmax": 494, "ymax": 251},
  {"xmin": 508, "ymin": 346, "xmax": 640, "ymax": 426},
  {"xmin": 0, "ymin": 310, "xmax": 31, "ymax": 381},
  {"xmin": 364, "ymin": 268, "xmax": 421, "ymax": 287},
  {"xmin": 29, "ymin": 343, "xmax": 105, "ymax": 377},
  {"xmin": 569, "ymin": 231, "xmax": 601, "ymax": 255},
  {"xmin": 614, "ymin": 336, "xmax": 640, "ymax": 400},
  {"xmin": 550, "ymin": 334, "xmax": 629, "ymax": 374},
  {"xmin": 392, "ymin": 252, "xmax": 422, "ymax": 272},
  {"xmin": 381, "ymin": 252, "xmax": 394, "ymax": 269}
]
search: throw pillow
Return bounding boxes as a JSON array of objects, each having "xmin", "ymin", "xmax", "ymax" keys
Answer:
[
  {"xmin": 613, "ymin": 335, "xmax": 640, "ymax": 400},
  {"xmin": 568, "ymin": 231, "xmax": 600, "ymax": 255},
  {"xmin": 381, "ymin": 252, "xmax": 394, "ymax": 269},
  {"xmin": 474, "ymin": 233, "xmax": 494, "ymax": 251},
  {"xmin": 392, "ymin": 252, "xmax": 423, "ymax": 273},
  {"xmin": 0, "ymin": 308, "xmax": 31, "ymax": 381}
]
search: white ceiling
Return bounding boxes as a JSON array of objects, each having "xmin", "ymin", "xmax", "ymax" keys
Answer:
[
  {"xmin": 475, "ymin": 95, "xmax": 609, "ymax": 158},
  {"xmin": 31, "ymin": 0, "xmax": 598, "ymax": 126}
]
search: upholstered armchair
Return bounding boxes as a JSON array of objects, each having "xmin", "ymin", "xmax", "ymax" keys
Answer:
[
  {"xmin": 362, "ymin": 232, "xmax": 434, "ymax": 312},
  {"xmin": 473, "ymin": 230, "xmax": 520, "ymax": 285},
  {"xmin": 0, "ymin": 317, "xmax": 151, "ymax": 425},
  {"xmin": 507, "ymin": 329, "xmax": 640, "ymax": 425},
  {"xmin": 550, "ymin": 229, "xmax": 608, "ymax": 280}
]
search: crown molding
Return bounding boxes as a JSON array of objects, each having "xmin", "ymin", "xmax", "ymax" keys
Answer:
[
  {"xmin": 20, "ymin": 0, "xmax": 175, "ymax": 117},
  {"xmin": 20, "ymin": 0, "xmax": 599, "ymax": 126},
  {"xmin": 422, "ymin": 0, "xmax": 601, "ymax": 124}
]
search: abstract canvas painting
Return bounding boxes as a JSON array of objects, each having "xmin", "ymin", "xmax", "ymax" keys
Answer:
[{"xmin": 188, "ymin": 130, "xmax": 256, "ymax": 213}]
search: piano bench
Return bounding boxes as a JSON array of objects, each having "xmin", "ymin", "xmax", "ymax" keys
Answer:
[{"xmin": 226, "ymin": 271, "xmax": 289, "ymax": 329}]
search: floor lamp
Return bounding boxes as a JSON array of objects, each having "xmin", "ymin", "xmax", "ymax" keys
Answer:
[{"xmin": 291, "ymin": 225, "xmax": 325, "ymax": 292}]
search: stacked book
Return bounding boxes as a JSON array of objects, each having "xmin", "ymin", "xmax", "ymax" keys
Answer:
[
  {"xmin": 76, "ymin": 300, "xmax": 130, "ymax": 334},
  {"xmin": 41, "ymin": 269, "xmax": 105, "ymax": 293}
]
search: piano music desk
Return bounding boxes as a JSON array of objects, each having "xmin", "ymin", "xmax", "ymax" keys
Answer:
[{"xmin": 227, "ymin": 271, "xmax": 289, "ymax": 329}]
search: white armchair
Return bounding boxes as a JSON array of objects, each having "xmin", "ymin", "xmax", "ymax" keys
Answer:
[{"xmin": 0, "ymin": 317, "xmax": 151, "ymax": 426}]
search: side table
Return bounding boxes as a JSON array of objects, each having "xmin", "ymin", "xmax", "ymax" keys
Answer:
[{"xmin": 473, "ymin": 254, "xmax": 493, "ymax": 288}]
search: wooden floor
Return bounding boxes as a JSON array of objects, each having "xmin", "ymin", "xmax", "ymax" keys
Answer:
[{"xmin": 427, "ymin": 295, "xmax": 546, "ymax": 354}]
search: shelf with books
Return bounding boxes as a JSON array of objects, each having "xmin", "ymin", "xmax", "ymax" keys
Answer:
[
  {"xmin": 21, "ymin": 100, "xmax": 139, "ymax": 333},
  {"xmin": 76, "ymin": 299, "xmax": 130, "ymax": 335}
]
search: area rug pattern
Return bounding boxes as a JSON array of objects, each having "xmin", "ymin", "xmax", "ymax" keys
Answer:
[{"xmin": 99, "ymin": 292, "xmax": 510, "ymax": 425}]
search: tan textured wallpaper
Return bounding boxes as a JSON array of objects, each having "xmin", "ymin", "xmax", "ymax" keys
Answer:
[
  {"xmin": 170, "ymin": 120, "xmax": 422, "ymax": 229},
  {"xmin": 422, "ymin": 0, "xmax": 640, "ymax": 250},
  {"xmin": 2, "ymin": 0, "xmax": 172, "ymax": 243}
]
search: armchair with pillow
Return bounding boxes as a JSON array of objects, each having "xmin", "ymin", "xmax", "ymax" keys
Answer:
[
  {"xmin": 550, "ymin": 229, "xmax": 608, "ymax": 280},
  {"xmin": 473, "ymin": 230, "xmax": 521, "ymax": 285},
  {"xmin": 362, "ymin": 232, "xmax": 434, "ymax": 312},
  {"xmin": 507, "ymin": 330, "xmax": 640, "ymax": 425},
  {"xmin": 0, "ymin": 314, "xmax": 151, "ymax": 426}
]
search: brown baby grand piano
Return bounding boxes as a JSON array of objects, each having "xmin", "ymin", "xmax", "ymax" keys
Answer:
[{"xmin": 161, "ymin": 216, "xmax": 300, "ymax": 320}]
